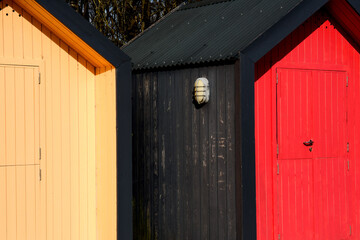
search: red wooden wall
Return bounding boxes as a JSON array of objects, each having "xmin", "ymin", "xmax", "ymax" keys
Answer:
[{"xmin": 255, "ymin": 7, "xmax": 360, "ymax": 240}]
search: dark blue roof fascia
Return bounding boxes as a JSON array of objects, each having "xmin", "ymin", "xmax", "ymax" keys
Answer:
[
  {"xmin": 347, "ymin": 0, "xmax": 360, "ymax": 15},
  {"xmin": 35, "ymin": 0, "xmax": 130, "ymax": 67},
  {"xmin": 123, "ymin": 0, "xmax": 346, "ymax": 70},
  {"xmin": 243, "ymin": 0, "xmax": 329, "ymax": 62},
  {"xmin": 122, "ymin": 0, "xmax": 310, "ymax": 70}
]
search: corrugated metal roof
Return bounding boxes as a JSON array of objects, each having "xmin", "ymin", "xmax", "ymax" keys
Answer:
[{"xmin": 122, "ymin": 0, "xmax": 303, "ymax": 70}]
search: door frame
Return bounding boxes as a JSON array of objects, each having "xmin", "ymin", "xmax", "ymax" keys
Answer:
[
  {"xmin": 273, "ymin": 65, "xmax": 350, "ymax": 239},
  {"xmin": 0, "ymin": 57, "xmax": 46, "ymax": 238}
]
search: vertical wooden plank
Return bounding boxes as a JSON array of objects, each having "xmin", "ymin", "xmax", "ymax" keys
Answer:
[
  {"xmin": 35, "ymin": 166, "xmax": 41, "ymax": 240},
  {"xmin": 16, "ymin": 166, "xmax": 26, "ymax": 240},
  {"xmin": 131, "ymin": 73, "xmax": 138, "ymax": 238},
  {"xmin": 32, "ymin": 18, "xmax": 42, "ymax": 59},
  {"xmin": 9, "ymin": 1, "xmax": 25, "ymax": 59},
  {"xmin": 0, "ymin": 67, "xmax": 5, "ymax": 167},
  {"xmin": 217, "ymin": 66, "xmax": 228, "ymax": 240},
  {"xmin": 226, "ymin": 65, "xmax": 236, "ymax": 240},
  {"xmin": 12, "ymin": 1, "xmax": 23, "ymax": 59},
  {"xmin": 256, "ymin": 51, "xmax": 275, "ymax": 240},
  {"xmin": 51, "ymin": 34, "xmax": 62, "ymax": 240},
  {"xmin": 3, "ymin": 0, "xmax": 14, "ymax": 58},
  {"xmin": 143, "ymin": 72, "xmax": 151, "ymax": 238},
  {"xmin": 151, "ymin": 72, "xmax": 160, "ymax": 239},
  {"xmin": 208, "ymin": 67, "xmax": 218, "ymax": 240},
  {"xmin": 157, "ymin": 71, "xmax": 164, "ymax": 239},
  {"xmin": 190, "ymin": 68, "xmax": 201, "ymax": 240},
  {"xmin": 0, "ymin": 168, "xmax": 6, "ymax": 240},
  {"xmin": 352, "ymin": 38, "xmax": 359, "ymax": 239},
  {"xmin": 161, "ymin": 70, "xmax": 172, "ymax": 239},
  {"xmin": 167, "ymin": 71, "xmax": 176, "ymax": 239},
  {"xmin": 157, "ymin": 71, "xmax": 165, "ymax": 240},
  {"xmin": 95, "ymin": 67, "xmax": 117, "ymax": 240},
  {"xmin": 149, "ymin": 72, "xmax": 155, "ymax": 240},
  {"xmin": 78, "ymin": 56, "xmax": 88, "ymax": 240},
  {"xmin": 6, "ymin": 167, "xmax": 16, "ymax": 240},
  {"xmin": 15, "ymin": 67, "xmax": 25, "ymax": 165},
  {"xmin": 0, "ymin": 0, "xmax": 4, "ymax": 57},
  {"xmin": 199, "ymin": 67, "xmax": 210, "ymax": 240},
  {"xmin": 69, "ymin": 49, "xmax": 80, "ymax": 240},
  {"xmin": 42, "ymin": 25, "xmax": 53, "ymax": 240},
  {"xmin": 60, "ymin": 41, "xmax": 71, "ymax": 240},
  {"xmin": 39, "ymin": 66, "xmax": 46, "ymax": 240},
  {"xmin": 33, "ymin": 68, "xmax": 40, "ymax": 168},
  {"xmin": 25, "ymin": 68, "xmax": 35, "ymax": 166},
  {"xmin": 5, "ymin": 67, "xmax": 15, "ymax": 166},
  {"xmin": 135, "ymin": 71, "xmax": 146, "ymax": 238},
  {"xmin": 172, "ymin": 70, "xmax": 178, "ymax": 239},
  {"xmin": 86, "ymin": 62, "xmax": 96, "ymax": 240},
  {"xmin": 174, "ymin": 69, "xmax": 184, "ymax": 240},
  {"xmin": 0, "ymin": 69, "xmax": 6, "ymax": 240},
  {"xmin": 22, "ymin": 7, "xmax": 33, "ymax": 59},
  {"xmin": 182, "ymin": 69, "xmax": 192, "ymax": 240},
  {"xmin": 26, "ymin": 166, "xmax": 36, "ymax": 240}
]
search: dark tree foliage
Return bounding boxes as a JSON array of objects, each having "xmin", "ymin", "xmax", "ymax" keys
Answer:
[{"xmin": 65, "ymin": 0, "xmax": 185, "ymax": 47}]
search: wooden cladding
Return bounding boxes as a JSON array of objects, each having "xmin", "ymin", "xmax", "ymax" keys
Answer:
[
  {"xmin": 0, "ymin": 65, "xmax": 41, "ymax": 240},
  {"xmin": 0, "ymin": 0, "xmax": 117, "ymax": 239},
  {"xmin": 132, "ymin": 64, "xmax": 237, "ymax": 239},
  {"xmin": 255, "ymin": 9, "xmax": 360, "ymax": 240}
]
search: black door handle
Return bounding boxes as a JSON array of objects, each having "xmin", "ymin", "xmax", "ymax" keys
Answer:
[{"xmin": 303, "ymin": 139, "xmax": 314, "ymax": 146}]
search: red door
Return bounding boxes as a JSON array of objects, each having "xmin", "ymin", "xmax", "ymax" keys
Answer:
[{"xmin": 276, "ymin": 68, "xmax": 349, "ymax": 240}]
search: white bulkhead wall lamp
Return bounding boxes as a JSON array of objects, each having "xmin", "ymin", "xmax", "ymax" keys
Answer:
[{"xmin": 193, "ymin": 77, "xmax": 210, "ymax": 105}]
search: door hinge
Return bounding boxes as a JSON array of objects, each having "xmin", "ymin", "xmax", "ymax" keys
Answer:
[
  {"xmin": 346, "ymin": 76, "xmax": 348, "ymax": 87},
  {"xmin": 347, "ymin": 160, "xmax": 350, "ymax": 171},
  {"xmin": 39, "ymin": 169, "xmax": 42, "ymax": 181},
  {"xmin": 276, "ymin": 73, "xmax": 278, "ymax": 84},
  {"xmin": 277, "ymin": 144, "xmax": 279, "ymax": 155},
  {"xmin": 278, "ymin": 233, "xmax": 281, "ymax": 240},
  {"xmin": 350, "ymin": 225, "xmax": 352, "ymax": 236},
  {"xmin": 347, "ymin": 142, "xmax": 349, "ymax": 152},
  {"xmin": 38, "ymin": 73, "xmax": 41, "ymax": 84},
  {"xmin": 277, "ymin": 163, "xmax": 280, "ymax": 175},
  {"xmin": 39, "ymin": 147, "xmax": 41, "ymax": 160}
]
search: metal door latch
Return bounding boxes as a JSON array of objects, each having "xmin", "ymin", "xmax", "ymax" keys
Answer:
[{"xmin": 303, "ymin": 139, "xmax": 314, "ymax": 146}]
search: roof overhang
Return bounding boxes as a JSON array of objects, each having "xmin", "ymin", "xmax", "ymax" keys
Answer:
[
  {"xmin": 242, "ymin": 0, "xmax": 360, "ymax": 63},
  {"xmin": 242, "ymin": 0, "xmax": 328, "ymax": 62},
  {"xmin": 15, "ymin": 0, "xmax": 130, "ymax": 68}
]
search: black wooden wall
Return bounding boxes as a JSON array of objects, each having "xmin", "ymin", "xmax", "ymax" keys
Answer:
[{"xmin": 132, "ymin": 63, "xmax": 237, "ymax": 240}]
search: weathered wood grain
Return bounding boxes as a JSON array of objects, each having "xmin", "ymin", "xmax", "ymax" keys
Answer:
[{"xmin": 133, "ymin": 63, "xmax": 237, "ymax": 240}]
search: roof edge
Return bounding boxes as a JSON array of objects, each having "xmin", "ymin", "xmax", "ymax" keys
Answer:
[
  {"xmin": 18, "ymin": 0, "xmax": 130, "ymax": 68},
  {"xmin": 179, "ymin": 0, "xmax": 234, "ymax": 10},
  {"xmin": 122, "ymin": 3, "xmax": 185, "ymax": 49},
  {"xmin": 242, "ymin": 0, "xmax": 329, "ymax": 62},
  {"xmin": 347, "ymin": 0, "xmax": 360, "ymax": 14}
]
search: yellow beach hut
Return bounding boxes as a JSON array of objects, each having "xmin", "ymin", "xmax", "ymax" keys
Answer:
[{"xmin": 0, "ymin": 0, "xmax": 132, "ymax": 239}]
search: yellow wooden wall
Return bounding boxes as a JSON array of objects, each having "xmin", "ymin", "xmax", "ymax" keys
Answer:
[
  {"xmin": 95, "ymin": 67, "xmax": 117, "ymax": 240},
  {"xmin": 0, "ymin": 0, "xmax": 117, "ymax": 239}
]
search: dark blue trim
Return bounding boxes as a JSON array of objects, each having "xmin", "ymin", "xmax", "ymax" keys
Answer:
[
  {"xmin": 347, "ymin": 0, "xmax": 360, "ymax": 15},
  {"xmin": 35, "ymin": 0, "xmax": 130, "ymax": 67},
  {"xmin": 116, "ymin": 62, "xmax": 133, "ymax": 240},
  {"xmin": 238, "ymin": 53, "xmax": 256, "ymax": 240},
  {"xmin": 243, "ymin": 0, "xmax": 329, "ymax": 63}
]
